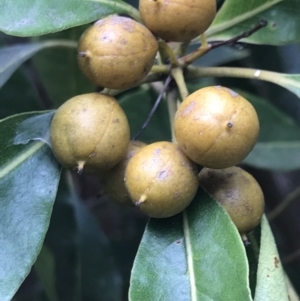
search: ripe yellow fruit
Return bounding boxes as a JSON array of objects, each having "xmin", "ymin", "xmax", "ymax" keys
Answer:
[
  {"xmin": 174, "ymin": 86, "xmax": 259, "ymax": 169},
  {"xmin": 77, "ymin": 15, "xmax": 158, "ymax": 89},
  {"xmin": 125, "ymin": 141, "xmax": 199, "ymax": 218},
  {"xmin": 100, "ymin": 140, "xmax": 147, "ymax": 206},
  {"xmin": 139, "ymin": 0, "xmax": 216, "ymax": 42},
  {"xmin": 199, "ymin": 166, "xmax": 264, "ymax": 234},
  {"xmin": 50, "ymin": 93, "xmax": 130, "ymax": 174}
]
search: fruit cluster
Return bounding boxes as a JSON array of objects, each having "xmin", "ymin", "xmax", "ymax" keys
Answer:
[{"xmin": 50, "ymin": 1, "xmax": 264, "ymax": 235}]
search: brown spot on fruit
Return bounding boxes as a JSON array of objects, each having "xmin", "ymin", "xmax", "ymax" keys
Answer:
[
  {"xmin": 199, "ymin": 166, "xmax": 264, "ymax": 234},
  {"xmin": 50, "ymin": 93, "xmax": 130, "ymax": 174},
  {"xmin": 274, "ymin": 257, "xmax": 280, "ymax": 268},
  {"xmin": 174, "ymin": 86, "xmax": 259, "ymax": 169},
  {"xmin": 125, "ymin": 141, "xmax": 199, "ymax": 218},
  {"xmin": 77, "ymin": 15, "xmax": 158, "ymax": 89}
]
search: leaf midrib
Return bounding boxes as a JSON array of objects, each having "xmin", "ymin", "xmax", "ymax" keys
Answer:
[
  {"xmin": 0, "ymin": 141, "xmax": 45, "ymax": 178},
  {"xmin": 206, "ymin": 0, "xmax": 283, "ymax": 37},
  {"xmin": 183, "ymin": 210, "xmax": 197, "ymax": 301}
]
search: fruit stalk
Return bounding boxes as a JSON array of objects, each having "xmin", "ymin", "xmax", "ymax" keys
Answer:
[
  {"xmin": 171, "ymin": 67, "xmax": 189, "ymax": 100},
  {"xmin": 166, "ymin": 88, "xmax": 178, "ymax": 143}
]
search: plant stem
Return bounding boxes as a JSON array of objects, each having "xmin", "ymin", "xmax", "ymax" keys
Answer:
[
  {"xmin": 180, "ymin": 20, "xmax": 267, "ymax": 66},
  {"xmin": 209, "ymin": 20, "xmax": 267, "ymax": 50},
  {"xmin": 151, "ymin": 64, "xmax": 170, "ymax": 74},
  {"xmin": 168, "ymin": 67, "xmax": 189, "ymax": 143},
  {"xmin": 186, "ymin": 66, "xmax": 292, "ymax": 90},
  {"xmin": 166, "ymin": 89, "xmax": 178, "ymax": 143},
  {"xmin": 179, "ymin": 35, "xmax": 210, "ymax": 66},
  {"xmin": 171, "ymin": 67, "xmax": 189, "ymax": 100},
  {"xmin": 158, "ymin": 40, "xmax": 179, "ymax": 66}
]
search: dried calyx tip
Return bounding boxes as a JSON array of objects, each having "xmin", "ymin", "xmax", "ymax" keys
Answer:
[
  {"xmin": 76, "ymin": 161, "xmax": 85, "ymax": 175},
  {"xmin": 242, "ymin": 234, "xmax": 251, "ymax": 246},
  {"xmin": 135, "ymin": 194, "xmax": 147, "ymax": 207},
  {"xmin": 78, "ymin": 51, "xmax": 88, "ymax": 58}
]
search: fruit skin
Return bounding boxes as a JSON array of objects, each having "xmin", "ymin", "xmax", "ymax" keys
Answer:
[
  {"xmin": 50, "ymin": 93, "xmax": 130, "ymax": 174},
  {"xmin": 77, "ymin": 15, "xmax": 158, "ymax": 89},
  {"xmin": 199, "ymin": 166, "xmax": 264, "ymax": 234},
  {"xmin": 174, "ymin": 86, "xmax": 259, "ymax": 169},
  {"xmin": 125, "ymin": 141, "xmax": 199, "ymax": 218},
  {"xmin": 100, "ymin": 140, "xmax": 147, "ymax": 206},
  {"xmin": 139, "ymin": 0, "xmax": 216, "ymax": 42}
]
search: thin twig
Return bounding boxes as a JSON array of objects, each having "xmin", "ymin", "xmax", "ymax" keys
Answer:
[
  {"xmin": 171, "ymin": 67, "xmax": 189, "ymax": 100},
  {"xmin": 133, "ymin": 75, "xmax": 172, "ymax": 140},
  {"xmin": 166, "ymin": 89, "xmax": 178, "ymax": 142},
  {"xmin": 268, "ymin": 185, "xmax": 300, "ymax": 221},
  {"xmin": 158, "ymin": 40, "xmax": 179, "ymax": 66},
  {"xmin": 180, "ymin": 20, "xmax": 268, "ymax": 66},
  {"xmin": 210, "ymin": 20, "xmax": 268, "ymax": 50}
]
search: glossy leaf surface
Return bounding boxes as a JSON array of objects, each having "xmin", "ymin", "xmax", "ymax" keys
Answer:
[
  {"xmin": 0, "ymin": 43, "xmax": 45, "ymax": 88},
  {"xmin": 0, "ymin": 41, "xmax": 76, "ymax": 89},
  {"xmin": 0, "ymin": 0, "xmax": 140, "ymax": 37},
  {"xmin": 206, "ymin": 0, "xmax": 300, "ymax": 45},
  {"xmin": 245, "ymin": 142, "xmax": 300, "ymax": 171},
  {"xmin": 129, "ymin": 188, "xmax": 252, "ymax": 301},
  {"xmin": 0, "ymin": 69, "xmax": 40, "ymax": 119},
  {"xmin": 32, "ymin": 28, "xmax": 93, "ymax": 108},
  {"xmin": 240, "ymin": 91, "xmax": 300, "ymax": 170},
  {"xmin": 254, "ymin": 216, "xmax": 289, "ymax": 301},
  {"xmin": 0, "ymin": 112, "xmax": 61, "ymax": 301}
]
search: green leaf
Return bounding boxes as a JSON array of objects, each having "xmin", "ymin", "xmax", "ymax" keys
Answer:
[
  {"xmin": 0, "ymin": 112, "xmax": 61, "ymax": 301},
  {"xmin": 192, "ymin": 46, "xmax": 250, "ymax": 67},
  {"xmin": 73, "ymin": 190, "xmax": 123, "ymax": 301},
  {"xmin": 239, "ymin": 71, "xmax": 300, "ymax": 101},
  {"xmin": 13, "ymin": 111, "xmax": 54, "ymax": 145},
  {"xmin": 42, "ymin": 185, "xmax": 79, "ymax": 301},
  {"xmin": 254, "ymin": 216, "xmax": 289, "ymax": 301},
  {"xmin": 244, "ymin": 142, "xmax": 300, "ymax": 171},
  {"xmin": 129, "ymin": 188, "xmax": 252, "ymax": 301},
  {"xmin": 32, "ymin": 28, "xmax": 93, "ymax": 108},
  {"xmin": 118, "ymin": 86, "xmax": 172, "ymax": 143},
  {"xmin": 238, "ymin": 90, "xmax": 300, "ymax": 170},
  {"xmin": 243, "ymin": 90, "xmax": 300, "ymax": 143},
  {"xmin": 0, "ymin": 0, "xmax": 140, "ymax": 37},
  {"xmin": 44, "ymin": 173, "xmax": 122, "ymax": 301},
  {"xmin": 205, "ymin": 0, "xmax": 300, "ymax": 45},
  {"xmin": 0, "ymin": 43, "xmax": 45, "ymax": 88},
  {"xmin": 0, "ymin": 69, "xmax": 41, "ymax": 119},
  {"xmin": 269, "ymin": 74, "xmax": 300, "ymax": 100},
  {"xmin": 0, "ymin": 41, "xmax": 76, "ymax": 89}
]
